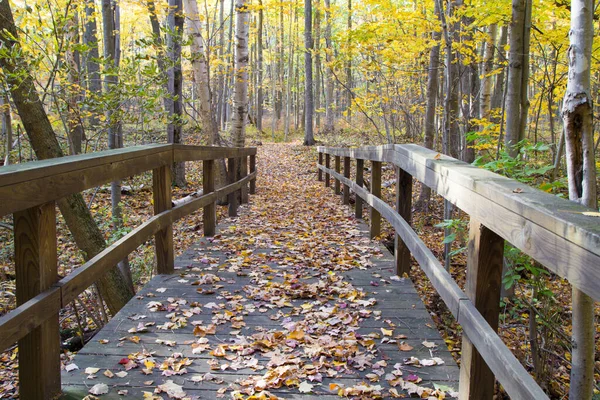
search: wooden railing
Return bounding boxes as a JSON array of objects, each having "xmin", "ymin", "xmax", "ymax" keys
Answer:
[
  {"xmin": 317, "ymin": 144, "xmax": 600, "ymax": 400},
  {"xmin": 0, "ymin": 144, "xmax": 257, "ymax": 399}
]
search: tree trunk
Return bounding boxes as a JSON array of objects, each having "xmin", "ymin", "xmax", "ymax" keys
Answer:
[
  {"xmin": 256, "ymin": 0, "xmax": 263, "ymax": 132},
  {"xmin": 65, "ymin": 9, "xmax": 85, "ymax": 155},
  {"xmin": 83, "ymin": 0, "xmax": 101, "ymax": 129},
  {"xmin": 505, "ymin": 0, "xmax": 531, "ymax": 157},
  {"xmin": 231, "ymin": 0, "xmax": 249, "ymax": 147},
  {"xmin": 0, "ymin": 0, "xmax": 133, "ymax": 314},
  {"xmin": 562, "ymin": 1, "xmax": 596, "ymax": 398},
  {"xmin": 1, "ymin": 92, "xmax": 11, "ymax": 166},
  {"xmin": 303, "ymin": 0, "xmax": 315, "ymax": 145},
  {"xmin": 166, "ymin": 0, "xmax": 186, "ymax": 187},
  {"xmin": 480, "ymin": 24, "xmax": 497, "ymax": 121},
  {"xmin": 415, "ymin": 1, "xmax": 441, "ymax": 210},
  {"xmin": 314, "ymin": 0, "xmax": 321, "ymax": 129},
  {"xmin": 490, "ymin": 25, "xmax": 508, "ymax": 118},
  {"xmin": 324, "ymin": 0, "xmax": 334, "ymax": 133},
  {"xmin": 345, "ymin": 0, "xmax": 352, "ymax": 123}
]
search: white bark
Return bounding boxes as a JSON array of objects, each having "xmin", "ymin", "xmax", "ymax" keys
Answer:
[
  {"xmin": 479, "ymin": 24, "xmax": 497, "ymax": 120},
  {"xmin": 562, "ymin": 1, "xmax": 596, "ymax": 398},
  {"xmin": 183, "ymin": 0, "xmax": 220, "ymax": 144},
  {"xmin": 232, "ymin": 0, "xmax": 249, "ymax": 148}
]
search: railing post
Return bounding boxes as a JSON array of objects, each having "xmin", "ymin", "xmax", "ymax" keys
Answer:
[
  {"xmin": 240, "ymin": 155, "xmax": 249, "ymax": 204},
  {"xmin": 249, "ymin": 154, "xmax": 256, "ymax": 194},
  {"xmin": 318, "ymin": 152, "xmax": 323, "ymax": 181},
  {"xmin": 153, "ymin": 165, "xmax": 174, "ymax": 274},
  {"xmin": 14, "ymin": 202, "xmax": 60, "ymax": 399},
  {"xmin": 202, "ymin": 160, "xmax": 216, "ymax": 237},
  {"xmin": 459, "ymin": 219, "xmax": 504, "ymax": 400},
  {"xmin": 334, "ymin": 156, "xmax": 341, "ymax": 195},
  {"xmin": 355, "ymin": 159, "xmax": 364, "ymax": 218},
  {"xmin": 228, "ymin": 157, "xmax": 238, "ymax": 217},
  {"xmin": 343, "ymin": 156, "xmax": 350, "ymax": 205},
  {"xmin": 325, "ymin": 154, "xmax": 331, "ymax": 187},
  {"xmin": 395, "ymin": 168, "xmax": 412, "ymax": 275},
  {"xmin": 370, "ymin": 161, "xmax": 381, "ymax": 239}
]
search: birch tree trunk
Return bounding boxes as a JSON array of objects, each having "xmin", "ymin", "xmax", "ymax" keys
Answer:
[
  {"xmin": 314, "ymin": 0, "xmax": 321, "ymax": 129},
  {"xmin": 232, "ymin": 0, "xmax": 249, "ymax": 147},
  {"xmin": 0, "ymin": 0, "xmax": 133, "ymax": 313},
  {"xmin": 256, "ymin": 0, "xmax": 264, "ymax": 132},
  {"xmin": 562, "ymin": 1, "xmax": 596, "ymax": 397},
  {"xmin": 304, "ymin": 0, "xmax": 315, "ymax": 145},
  {"xmin": 324, "ymin": 0, "xmax": 334, "ymax": 133},
  {"xmin": 480, "ymin": 24, "xmax": 497, "ymax": 120}
]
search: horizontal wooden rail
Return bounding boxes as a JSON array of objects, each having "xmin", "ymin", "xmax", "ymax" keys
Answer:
[
  {"xmin": 318, "ymin": 145, "xmax": 600, "ymax": 302},
  {"xmin": 0, "ymin": 144, "xmax": 257, "ymax": 398},
  {"xmin": 319, "ymin": 164, "xmax": 548, "ymax": 400},
  {"xmin": 318, "ymin": 143, "xmax": 600, "ymax": 400}
]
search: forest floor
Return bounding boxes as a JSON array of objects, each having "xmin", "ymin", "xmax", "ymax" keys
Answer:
[{"xmin": 0, "ymin": 140, "xmax": 598, "ymax": 398}]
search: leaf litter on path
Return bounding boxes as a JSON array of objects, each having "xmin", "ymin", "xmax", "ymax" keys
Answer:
[{"xmin": 66, "ymin": 143, "xmax": 458, "ymax": 399}]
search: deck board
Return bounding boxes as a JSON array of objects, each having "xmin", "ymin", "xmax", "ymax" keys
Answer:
[{"xmin": 61, "ymin": 221, "xmax": 459, "ymax": 399}]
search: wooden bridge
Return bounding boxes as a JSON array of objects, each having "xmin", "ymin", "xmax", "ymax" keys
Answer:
[{"xmin": 0, "ymin": 143, "xmax": 598, "ymax": 399}]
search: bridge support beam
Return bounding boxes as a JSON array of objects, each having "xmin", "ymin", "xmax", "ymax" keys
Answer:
[
  {"xmin": 395, "ymin": 168, "xmax": 412, "ymax": 275},
  {"xmin": 334, "ymin": 156, "xmax": 341, "ymax": 195},
  {"xmin": 203, "ymin": 160, "xmax": 216, "ymax": 236},
  {"xmin": 241, "ymin": 156, "xmax": 249, "ymax": 204},
  {"xmin": 369, "ymin": 161, "xmax": 381, "ymax": 239},
  {"xmin": 317, "ymin": 152, "xmax": 323, "ymax": 181},
  {"xmin": 343, "ymin": 157, "xmax": 350, "ymax": 205},
  {"xmin": 153, "ymin": 165, "xmax": 174, "ymax": 274},
  {"xmin": 249, "ymin": 155, "xmax": 256, "ymax": 194},
  {"xmin": 459, "ymin": 219, "xmax": 504, "ymax": 400},
  {"xmin": 325, "ymin": 154, "xmax": 331, "ymax": 187},
  {"xmin": 228, "ymin": 157, "xmax": 238, "ymax": 217},
  {"xmin": 355, "ymin": 159, "xmax": 364, "ymax": 219},
  {"xmin": 14, "ymin": 202, "xmax": 61, "ymax": 399}
]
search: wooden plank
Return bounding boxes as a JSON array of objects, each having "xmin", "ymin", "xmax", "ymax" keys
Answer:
[
  {"xmin": 0, "ymin": 149, "xmax": 173, "ymax": 217},
  {"xmin": 395, "ymin": 167, "xmax": 412, "ymax": 276},
  {"xmin": 153, "ymin": 166, "xmax": 174, "ymax": 274},
  {"xmin": 459, "ymin": 220, "xmax": 504, "ymax": 400},
  {"xmin": 0, "ymin": 288, "xmax": 60, "ymax": 351},
  {"xmin": 227, "ymin": 158, "xmax": 238, "ymax": 217},
  {"xmin": 202, "ymin": 160, "xmax": 216, "ymax": 236},
  {"xmin": 0, "ymin": 144, "xmax": 170, "ymax": 187},
  {"xmin": 370, "ymin": 161, "xmax": 381, "ymax": 239},
  {"xmin": 249, "ymin": 154, "xmax": 256, "ymax": 194},
  {"xmin": 386, "ymin": 146, "xmax": 600, "ymax": 301},
  {"xmin": 322, "ymin": 164, "xmax": 549, "ymax": 400},
  {"xmin": 58, "ymin": 172, "xmax": 256, "ymax": 306},
  {"xmin": 172, "ymin": 145, "xmax": 256, "ymax": 162},
  {"xmin": 458, "ymin": 302, "xmax": 549, "ymax": 400},
  {"xmin": 14, "ymin": 202, "xmax": 61, "ymax": 399},
  {"xmin": 355, "ymin": 159, "xmax": 364, "ymax": 218},
  {"xmin": 240, "ymin": 156, "xmax": 249, "ymax": 204},
  {"xmin": 334, "ymin": 155, "xmax": 341, "ymax": 195},
  {"xmin": 318, "ymin": 152, "xmax": 323, "ymax": 181},
  {"xmin": 343, "ymin": 156, "xmax": 350, "ymax": 205},
  {"xmin": 320, "ymin": 165, "xmax": 467, "ymax": 316},
  {"xmin": 325, "ymin": 153, "xmax": 331, "ymax": 187}
]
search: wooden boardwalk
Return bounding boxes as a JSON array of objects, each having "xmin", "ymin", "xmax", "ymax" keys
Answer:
[
  {"xmin": 61, "ymin": 145, "xmax": 459, "ymax": 399},
  {"xmin": 61, "ymin": 233, "xmax": 459, "ymax": 398}
]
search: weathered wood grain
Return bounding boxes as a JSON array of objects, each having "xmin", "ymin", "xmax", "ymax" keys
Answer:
[
  {"xmin": 370, "ymin": 161, "xmax": 381, "ymax": 239},
  {"xmin": 202, "ymin": 160, "xmax": 216, "ymax": 236},
  {"xmin": 227, "ymin": 158, "xmax": 238, "ymax": 217},
  {"xmin": 325, "ymin": 153, "xmax": 331, "ymax": 187},
  {"xmin": 249, "ymin": 154, "xmax": 256, "ymax": 194},
  {"xmin": 334, "ymin": 155, "xmax": 341, "ymax": 195},
  {"xmin": 318, "ymin": 152, "xmax": 323, "ymax": 181},
  {"xmin": 153, "ymin": 166, "xmax": 174, "ymax": 274},
  {"xmin": 14, "ymin": 202, "xmax": 61, "ymax": 399},
  {"xmin": 343, "ymin": 156, "xmax": 350, "ymax": 205},
  {"xmin": 459, "ymin": 220, "xmax": 504, "ymax": 400},
  {"xmin": 172, "ymin": 144, "xmax": 256, "ymax": 162},
  {"xmin": 355, "ymin": 159, "xmax": 364, "ymax": 219},
  {"xmin": 395, "ymin": 168, "xmax": 412, "ymax": 276}
]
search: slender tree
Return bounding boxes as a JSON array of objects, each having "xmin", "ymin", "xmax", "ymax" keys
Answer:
[
  {"xmin": 562, "ymin": 0, "xmax": 596, "ymax": 397},
  {"xmin": 232, "ymin": 0, "xmax": 249, "ymax": 147},
  {"xmin": 304, "ymin": 0, "xmax": 315, "ymax": 145},
  {"xmin": 0, "ymin": 0, "xmax": 134, "ymax": 313}
]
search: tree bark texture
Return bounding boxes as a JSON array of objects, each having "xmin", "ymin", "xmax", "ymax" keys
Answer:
[
  {"xmin": 0, "ymin": 0, "xmax": 134, "ymax": 314},
  {"xmin": 304, "ymin": 0, "xmax": 315, "ymax": 145},
  {"xmin": 232, "ymin": 0, "xmax": 249, "ymax": 148}
]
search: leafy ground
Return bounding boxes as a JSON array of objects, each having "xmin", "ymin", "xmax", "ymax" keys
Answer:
[{"xmin": 0, "ymin": 140, "xmax": 598, "ymax": 398}]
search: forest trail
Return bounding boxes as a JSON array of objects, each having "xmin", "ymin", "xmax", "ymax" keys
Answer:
[{"xmin": 61, "ymin": 143, "xmax": 459, "ymax": 399}]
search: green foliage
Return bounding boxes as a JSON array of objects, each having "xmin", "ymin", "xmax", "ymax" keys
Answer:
[{"xmin": 434, "ymin": 219, "xmax": 467, "ymax": 257}]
